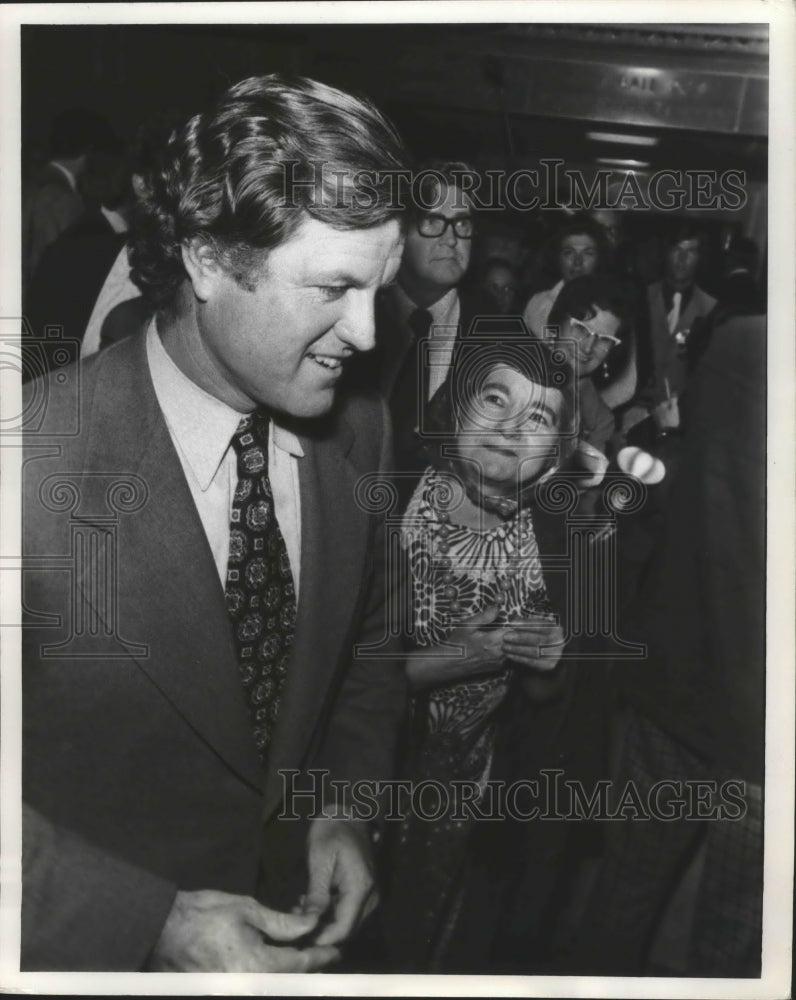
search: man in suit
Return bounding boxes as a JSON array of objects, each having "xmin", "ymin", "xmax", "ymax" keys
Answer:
[
  {"xmin": 567, "ymin": 307, "xmax": 766, "ymax": 976},
  {"xmin": 22, "ymin": 74, "xmax": 408, "ymax": 972},
  {"xmin": 22, "ymin": 108, "xmax": 115, "ymax": 298},
  {"xmin": 643, "ymin": 223, "xmax": 717, "ymax": 413},
  {"xmin": 24, "ymin": 140, "xmax": 132, "ymax": 379},
  {"xmin": 357, "ymin": 160, "xmax": 498, "ymax": 487}
]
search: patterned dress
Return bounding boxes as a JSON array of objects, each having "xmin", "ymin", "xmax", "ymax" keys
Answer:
[{"xmin": 382, "ymin": 468, "xmax": 553, "ymax": 970}]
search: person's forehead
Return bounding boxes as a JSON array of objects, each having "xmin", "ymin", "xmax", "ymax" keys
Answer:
[
  {"xmin": 271, "ymin": 215, "xmax": 404, "ymax": 278},
  {"xmin": 561, "ymin": 233, "xmax": 597, "ymax": 250},
  {"xmin": 671, "ymin": 238, "xmax": 700, "ymax": 253},
  {"xmin": 426, "ymin": 181, "xmax": 473, "ymax": 216},
  {"xmin": 486, "ymin": 264, "xmax": 515, "ymax": 282},
  {"xmin": 483, "ymin": 363, "xmax": 558, "ymax": 401},
  {"xmin": 582, "ymin": 307, "xmax": 621, "ymax": 334}
]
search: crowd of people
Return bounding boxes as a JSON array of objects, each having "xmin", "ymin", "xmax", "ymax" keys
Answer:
[{"xmin": 20, "ymin": 76, "xmax": 766, "ymax": 977}]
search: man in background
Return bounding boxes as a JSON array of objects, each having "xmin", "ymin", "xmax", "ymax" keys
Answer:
[
  {"xmin": 22, "ymin": 108, "xmax": 115, "ymax": 297},
  {"xmin": 360, "ymin": 160, "xmax": 497, "ymax": 484}
]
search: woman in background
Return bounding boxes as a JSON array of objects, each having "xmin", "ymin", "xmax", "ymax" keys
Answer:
[{"xmin": 543, "ymin": 273, "xmax": 635, "ymax": 457}]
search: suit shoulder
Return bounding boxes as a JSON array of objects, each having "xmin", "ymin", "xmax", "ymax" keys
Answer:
[
  {"xmin": 22, "ymin": 335, "xmax": 137, "ymax": 442},
  {"xmin": 338, "ymin": 390, "xmax": 387, "ymax": 438},
  {"xmin": 335, "ymin": 390, "xmax": 389, "ymax": 468},
  {"xmin": 695, "ymin": 285, "xmax": 717, "ymax": 311}
]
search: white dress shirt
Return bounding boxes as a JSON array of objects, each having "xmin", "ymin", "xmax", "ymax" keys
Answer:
[
  {"xmin": 522, "ymin": 279, "xmax": 564, "ymax": 337},
  {"xmin": 99, "ymin": 206, "xmax": 129, "ymax": 235},
  {"xmin": 387, "ymin": 284, "xmax": 461, "ymax": 399},
  {"xmin": 50, "ymin": 160, "xmax": 77, "ymax": 192},
  {"xmin": 82, "ymin": 246, "xmax": 141, "ymax": 358},
  {"xmin": 146, "ymin": 321, "xmax": 303, "ymax": 595}
]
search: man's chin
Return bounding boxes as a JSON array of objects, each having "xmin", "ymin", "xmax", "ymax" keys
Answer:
[{"xmin": 278, "ymin": 389, "xmax": 336, "ymax": 422}]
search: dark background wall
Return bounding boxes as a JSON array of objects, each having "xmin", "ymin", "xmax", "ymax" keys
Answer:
[{"xmin": 21, "ymin": 22, "xmax": 769, "ymax": 268}]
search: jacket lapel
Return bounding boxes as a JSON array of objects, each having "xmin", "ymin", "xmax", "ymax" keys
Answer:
[
  {"xmin": 78, "ymin": 335, "xmax": 264, "ymax": 791},
  {"xmin": 78, "ymin": 335, "xmax": 372, "ymax": 804},
  {"xmin": 263, "ymin": 415, "xmax": 366, "ymax": 816}
]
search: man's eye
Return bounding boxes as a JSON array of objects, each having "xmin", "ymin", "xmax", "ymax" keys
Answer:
[
  {"xmin": 482, "ymin": 392, "xmax": 506, "ymax": 408},
  {"xmin": 319, "ymin": 286, "xmax": 350, "ymax": 301}
]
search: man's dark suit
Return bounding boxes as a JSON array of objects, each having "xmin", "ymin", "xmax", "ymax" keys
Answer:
[
  {"xmin": 21, "ymin": 331, "xmax": 407, "ymax": 969},
  {"xmin": 363, "ymin": 284, "xmax": 499, "ymax": 489},
  {"xmin": 24, "ymin": 209, "xmax": 125, "ymax": 379},
  {"xmin": 22, "ymin": 163, "xmax": 84, "ymax": 296}
]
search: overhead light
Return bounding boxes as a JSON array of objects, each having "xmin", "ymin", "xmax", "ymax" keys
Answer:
[
  {"xmin": 587, "ymin": 132, "xmax": 659, "ymax": 147},
  {"xmin": 596, "ymin": 157, "xmax": 651, "ymax": 169}
]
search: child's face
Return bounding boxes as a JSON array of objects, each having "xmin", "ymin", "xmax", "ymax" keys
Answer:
[{"xmin": 456, "ymin": 364, "xmax": 564, "ymax": 489}]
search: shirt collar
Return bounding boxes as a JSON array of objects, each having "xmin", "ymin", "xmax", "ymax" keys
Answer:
[
  {"xmin": 50, "ymin": 160, "xmax": 77, "ymax": 191},
  {"xmin": 146, "ymin": 321, "xmax": 303, "ymax": 492},
  {"xmin": 100, "ymin": 205, "xmax": 129, "ymax": 234}
]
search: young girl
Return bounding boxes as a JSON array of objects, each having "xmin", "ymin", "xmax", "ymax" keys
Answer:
[{"xmin": 380, "ymin": 336, "xmax": 580, "ymax": 971}]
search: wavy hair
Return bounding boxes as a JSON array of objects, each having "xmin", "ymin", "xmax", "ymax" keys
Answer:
[{"xmin": 129, "ymin": 74, "xmax": 409, "ymax": 315}]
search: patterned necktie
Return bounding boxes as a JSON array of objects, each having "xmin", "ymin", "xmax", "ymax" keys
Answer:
[{"xmin": 225, "ymin": 410, "xmax": 297, "ymax": 764}]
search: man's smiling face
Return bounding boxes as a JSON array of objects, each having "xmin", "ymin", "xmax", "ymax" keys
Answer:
[{"xmin": 184, "ymin": 216, "xmax": 405, "ymax": 416}]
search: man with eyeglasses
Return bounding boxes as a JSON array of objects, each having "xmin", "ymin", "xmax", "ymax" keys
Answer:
[{"xmin": 361, "ymin": 160, "xmax": 499, "ymax": 491}]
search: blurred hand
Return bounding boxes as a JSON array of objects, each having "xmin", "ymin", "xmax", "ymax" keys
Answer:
[
  {"xmin": 652, "ymin": 395, "xmax": 680, "ymax": 430},
  {"xmin": 573, "ymin": 440, "xmax": 609, "ymax": 488},
  {"xmin": 149, "ymin": 889, "xmax": 339, "ymax": 972}
]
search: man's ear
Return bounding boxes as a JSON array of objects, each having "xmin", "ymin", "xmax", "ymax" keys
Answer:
[{"xmin": 181, "ymin": 239, "xmax": 223, "ymax": 302}]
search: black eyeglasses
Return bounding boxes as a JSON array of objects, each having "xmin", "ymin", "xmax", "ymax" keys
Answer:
[{"xmin": 417, "ymin": 213, "xmax": 474, "ymax": 239}]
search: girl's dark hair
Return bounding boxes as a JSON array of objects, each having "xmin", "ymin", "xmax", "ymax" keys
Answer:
[{"xmin": 546, "ymin": 273, "xmax": 635, "ymax": 341}]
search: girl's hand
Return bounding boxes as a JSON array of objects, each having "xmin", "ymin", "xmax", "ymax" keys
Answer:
[
  {"xmin": 405, "ymin": 604, "xmax": 506, "ymax": 690},
  {"xmin": 503, "ymin": 613, "xmax": 568, "ymax": 703},
  {"xmin": 502, "ymin": 613, "xmax": 565, "ymax": 671}
]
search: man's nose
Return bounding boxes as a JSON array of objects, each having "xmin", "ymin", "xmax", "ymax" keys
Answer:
[
  {"xmin": 337, "ymin": 293, "xmax": 376, "ymax": 353},
  {"xmin": 440, "ymin": 223, "xmax": 458, "ymax": 247}
]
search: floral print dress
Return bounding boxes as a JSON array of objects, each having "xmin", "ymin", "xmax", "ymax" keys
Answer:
[{"xmin": 382, "ymin": 468, "xmax": 553, "ymax": 970}]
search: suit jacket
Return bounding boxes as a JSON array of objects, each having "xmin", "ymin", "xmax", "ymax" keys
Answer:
[
  {"xmin": 21, "ymin": 331, "xmax": 407, "ymax": 969},
  {"xmin": 617, "ymin": 313, "xmax": 766, "ymax": 781},
  {"xmin": 356, "ymin": 284, "xmax": 499, "ymax": 490},
  {"xmin": 22, "ymin": 163, "xmax": 84, "ymax": 296},
  {"xmin": 24, "ymin": 209, "xmax": 125, "ymax": 379},
  {"xmin": 644, "ymin": 281, "xmax": 717, "ymax": 402}
]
